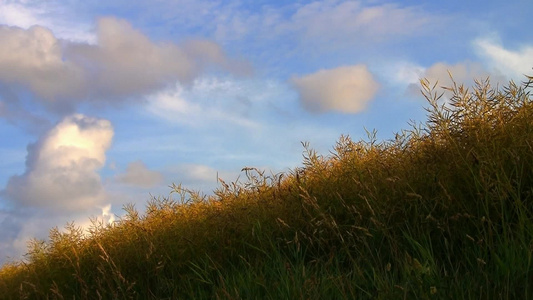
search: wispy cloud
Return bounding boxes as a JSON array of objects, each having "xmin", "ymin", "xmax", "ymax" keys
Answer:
[
  {"xmin": 474, "ymin": 36, "xmax": 533, "ymax": 79},
  {"xmin": 105, "ymin": 1, "xmax": 443, "ymax": 62},
  {"xmin": 205, "ymin": 0, "xmax": 443, "ymax": 62},
  {"xmin": 288, "ymin": 1, "xmax": 434, "ymax": 45},
  {"xmin": 146, "ymin": 77, "xmax": 272, "ymax": 129},
  {"xmin": 0, "ymin": 1, "xmax": 95, "ymax": 43},
  {"xmin": 0, "ymin": 2, "xmax": 42, "ymax": 29}
]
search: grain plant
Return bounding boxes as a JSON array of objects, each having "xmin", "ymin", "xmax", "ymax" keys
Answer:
[{"xmin": 1, "ymin": 74, "xmax": 532, "ymax": 299}]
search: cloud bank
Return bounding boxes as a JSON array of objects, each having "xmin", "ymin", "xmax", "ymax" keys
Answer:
[
  {"xmin": 4, "ymin": 114, "xmax": 113, "ymax": 211},
  {"xmin": 291, "ymin": 65, "xmax": 379, "ymax": 113},
  {"xmin": 0, "ymin": 25, "xmax": 85, "ymax": 103},
  {"xmin": 0, "ymin": 17, "xmax": 248, "ymax": 113}
]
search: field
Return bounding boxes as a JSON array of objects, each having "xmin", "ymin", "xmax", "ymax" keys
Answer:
[{"xmin": 1, "ymin": 75, "xmax": 532, "ymax": 299}]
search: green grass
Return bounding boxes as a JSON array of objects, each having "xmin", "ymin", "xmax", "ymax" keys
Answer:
[{"xmin": 1, "ymin": 74, "xmax": 532, "ymax": 299}]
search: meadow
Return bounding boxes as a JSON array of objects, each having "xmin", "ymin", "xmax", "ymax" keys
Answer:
[{"xmin": 0, "ymin": 74, "xmax": 532, "ymax": 299}]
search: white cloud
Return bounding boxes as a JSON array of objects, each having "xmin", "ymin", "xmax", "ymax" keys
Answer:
[
  {"xmin": 0, "ymin": 1, "xmax": 96, "ymax": 43},
  {"xmin": 116, "ymin": 160, "xmax": 164, "ymax": 188},
  {"xmin": 80, "ymin": 17, "xmax": 250, "ymax": 96},
  {"xmin": 72, "ymin": 17, "xmax": 197, "ymax": 95},
  {"xmin": 209, "ymin": 0, "xmax": 438, "ymax": 49},
  {"xmin": 386, "ymin": 61, "xmax": 426, "ymax": 86},
  {"xmin": 100, "ymin": 204, "xmax": 115, "ymax": 224},
  {"xmin": 291, "ymin": 1, "xmax": 432, "ymax": 44},
  {"xmin": 474, "ymin": 37, "xmax": 533, "ymax": 79},
  {"xmin": 290, "ymin": 65, "xmax": 379, "ymax": 113},
  {"xmin": 0, "ymin": 2, "xmax": 41, "ymax": 28},
  {"xmin": 146, "ymin": 77, "xmax": 263, "ymax": 129},
  {"xmin": 4, "ymin": 114, "xmax": 113, "ymax": 211},
  {"xmin": 0, "ymin": 25, "xmax": 86, "ymax": 104},
  {"xmin": 146, "ymin": 84, "xmax": 202, "ymax": 126},
  {"xmin": 0, "ymin": 17, "xmax": 248, "ymax": 113}
]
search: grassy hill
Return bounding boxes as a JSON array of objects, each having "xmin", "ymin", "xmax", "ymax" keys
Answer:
[{"xmin": 1, "ymin": 75, "xmax": 532, "ymax": 299}]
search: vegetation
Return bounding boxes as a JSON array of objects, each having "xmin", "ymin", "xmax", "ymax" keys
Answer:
[{"xmin": 1, "ymin": 74, "xmax": 532, "ymax": 299}]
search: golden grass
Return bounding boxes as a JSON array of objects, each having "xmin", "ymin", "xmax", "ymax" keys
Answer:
[{"xmin": 1, "ymin": 74, "xmax": 532, "ymax": 299}]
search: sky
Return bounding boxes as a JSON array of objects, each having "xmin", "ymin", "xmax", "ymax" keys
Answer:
[{"xmin": 0, "ymin": 0, "xmax": 532, "ymax": 265}]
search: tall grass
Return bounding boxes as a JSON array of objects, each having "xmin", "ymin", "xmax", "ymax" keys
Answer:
[{"xmin": 1, "ymin": 74, "xmax": 532, "ymax": 299}]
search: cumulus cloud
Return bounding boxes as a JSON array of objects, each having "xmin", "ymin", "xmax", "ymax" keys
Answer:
[
  {"xmin": 290, "ymin": 65, "xmax": 379, "ymax": 113},
  {"xmin": 67, "ymin": 17, "xmax": 196, "ymax": 97},
  {"xmin": 116, "ymin": 160, "xmax": 164, "ymax": 188},
  {"xmin": 4, "ymin": 114, "xmax": 113, "ymax": 211},
  {"xmin": 474, "ymin": 37, "xmax": 533, "ymax": 79},
  {"xmin": 0, "ymin": 25, "xmax": 85, "ymax": 104},
  {"xmin": 0, "ymin": 17, "xmax": 248, "ymax": 114}
]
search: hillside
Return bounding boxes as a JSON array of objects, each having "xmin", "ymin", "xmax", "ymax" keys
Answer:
[{"xmin": 1, "ymin": 75, "xmax": 532, "ymax": 299}]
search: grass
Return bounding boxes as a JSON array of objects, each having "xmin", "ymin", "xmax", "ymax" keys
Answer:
[{"xmin": 0, "ymin": 74, "xmax": 532, "ymax": 299}]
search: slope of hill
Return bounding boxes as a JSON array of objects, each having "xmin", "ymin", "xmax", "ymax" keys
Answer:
[{"xmin": 1, "ymin": 75, "xmax": 532, "ymax": 299}]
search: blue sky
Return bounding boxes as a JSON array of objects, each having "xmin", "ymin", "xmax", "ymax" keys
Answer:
[{"xmin": 0, "ymin": 0, "xmax": 532, "ymax": 265}]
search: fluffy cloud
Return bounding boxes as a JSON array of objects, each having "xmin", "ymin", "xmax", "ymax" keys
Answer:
[
  {"xmin": 0, "ymin": 113, "xmax": 116, "ymax": 263},
  {"xmin": 474, "ymin": 37, "xmax": 533, "ymax": 79},
  {"xmin": 67, "ymin": 17, "xmax": 196, "ymax": 97},
  {"xmin": 290, "ymin": 65, "xmax": 379, "ymax": 113},
  {"xmin": 0, "ymin": 25, "xmax": 85, "ymax": 104},
  {"xmin": 0, "ymin": 17, "xmax": 247, "ymax": 113},
  {"xmin": 4, "ymin": 114, "xmax": 113, "ymax": 211},
  {"xmin": 116, "ymin": 160, "xmax": 164, "ymax": 188}
]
